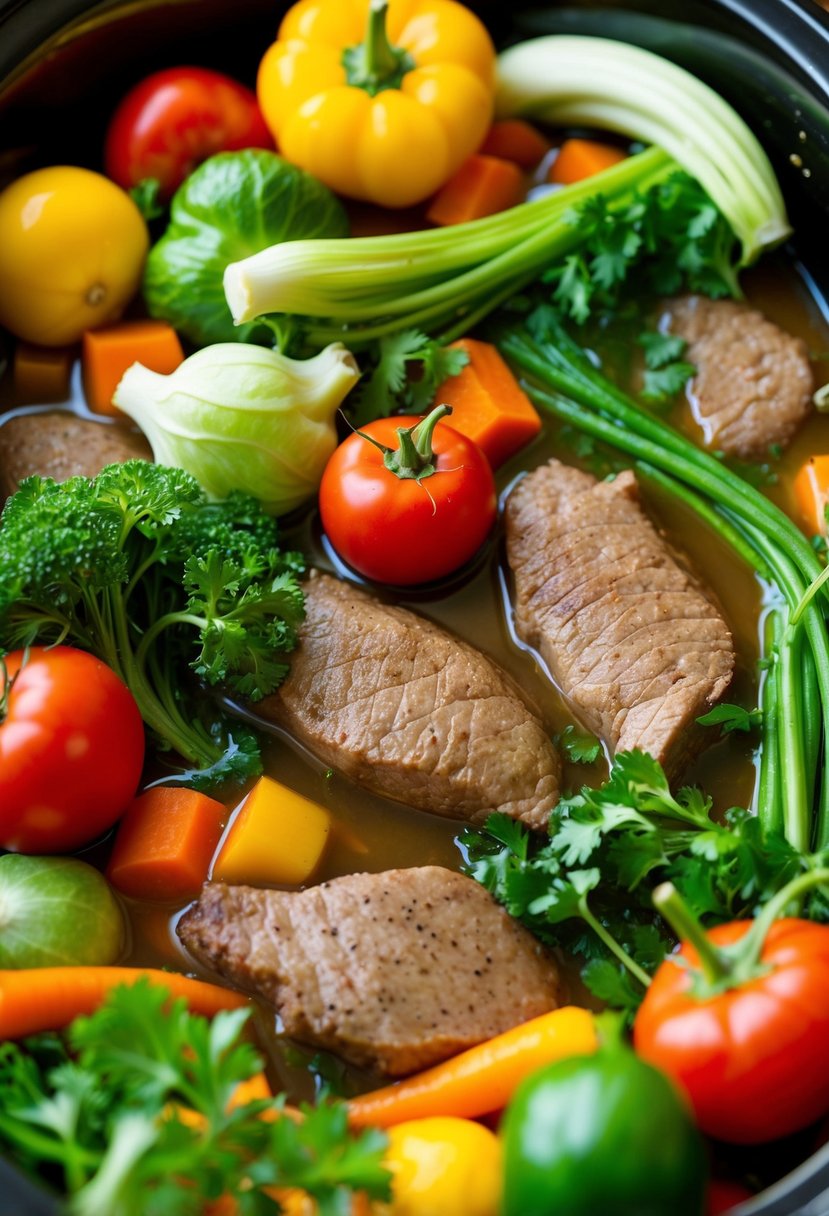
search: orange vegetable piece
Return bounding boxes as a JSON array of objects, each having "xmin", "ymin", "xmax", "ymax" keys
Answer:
[
  {"xmin": 212, "ymin": 775, "xmax": 331, "ymax": 887},
  {"xmin": 0, "ymin": 966, "xmax": 246, "ymax": 1038},
  {"xmin": 427, "ymin": 154, "xmax": 525, "ymax": 227},
  {"xmin": 13, "ymin": 341, "xmax": 73, "ymax": 403},
  {"xmin": 106, "ymin": 787, "xmax": 225, "ymax": 902},
  {"xmin": 479, "ymin": 120, "xmax": 551, "ymax": 169},
  {"xmin": 82, "ymin": 318, "xmax": 183, "ymax": 416},
  {"xmin": 794, "ymin": 456, "xmax": 829, "ymax": 535},
  {"xmin": 548, "ymin": 138, "xmax": 628, "ymax": 185},
  {"xmin": 435, "ymin": 338, "xmax": 542, "ymax": 469},
  {"xmin": 348, "ymin": 1006, "xmax": 597, "ymax": 1129}
]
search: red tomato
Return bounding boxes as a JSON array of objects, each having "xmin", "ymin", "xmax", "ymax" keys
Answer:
[
  {"xmin": 633, "ymin": 918, "xmax": 829, "ymax": 1144},
  {"xmin": 0, "ymin": 647, "xmax": 145, "ymax": 853},
  {"xmin": 104, "ymin": 66, "xmax": 273, "ymax": 198},
  {"xmin": 707, "ymin": 1180, "xmax": 753, "ymax": 1215},
  {"xmin": 319, "ymin": 409, "xmax": 497, "ymax": 586}
]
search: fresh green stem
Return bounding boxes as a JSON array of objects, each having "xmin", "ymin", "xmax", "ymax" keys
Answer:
[
  {"xmin": 652, "ymin": 882, "xmax": 729, "ymax": 985},
  {"xmin": 738, "ymin": 866, "xmax": 829, "ymax": 967},
  {"xmin": 779, "ymin": 617, "xmax": 809, "ymax": 852},
  {"xmin": 757, "ymin": 609, "xmax": 783, "ymax": 835},
  {"xmin": 578, "ymin": 895, "xmax": 651, "ymax": 988},
  {"xmin": 792, "ymin": 561, "xmax": 829, "ymax": 624},
  {"xmin": 343, "ymin": 0, "xmax": 415, "ymax": 96},
  {"xmin": 384, "ymin": 404, "xmax": 451, "ymax": 480}
]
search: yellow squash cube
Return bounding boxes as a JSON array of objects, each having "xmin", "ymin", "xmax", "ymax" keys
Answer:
[{"xmin": 212, "ymin": 776, "xmax": 331, "ymax": 887}]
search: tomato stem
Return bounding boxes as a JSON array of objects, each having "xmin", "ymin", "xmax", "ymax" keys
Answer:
[
  {"xmin": 653, "ymin": 883, "xmax": 731, "ymax": 986},
  {"xmin": 383, "ymin": 404, "xmax": 453, "ymax": 481},
  {"xmin": 736, "ymin": 866, "xmax": 829, "ymax": 973},
  {"xmin": 342, "ymin": 0, "xmax": 416, "ymax": 97}
]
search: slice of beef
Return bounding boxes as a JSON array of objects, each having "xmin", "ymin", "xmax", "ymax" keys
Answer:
[
  {"xmin": 0, "ymin": 411, "xmax": 152, "ymax": 500},
  {"xmin": 666, "ymin": 295, "xmax": 813, "ymax": 458},
  {"xmin": 256, "ymin": 572, "xmax": 560, "ymax": 830},
  {"xmin": 505, "ymin": 460, "xmax": 734, "ymax": 773},
  {"xmin": 178, "ymin": 867, "xmax": 559, "ymax": 1076}
]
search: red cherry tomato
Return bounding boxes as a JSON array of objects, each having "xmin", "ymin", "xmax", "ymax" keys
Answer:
[
  {"xmin": 634, "ymin": 917, "xmax": 829, "ymax": 1144},
  {"xmin": 104, "ymin": 66, "xmax": 273, "ymax": 198},
  {"xmin": 0, "ymin": 647, "xmax": 145, "ymax": 853},
  {"xmin": 319, "ymin": 408, "xmax": 497, "ymax": 586}
]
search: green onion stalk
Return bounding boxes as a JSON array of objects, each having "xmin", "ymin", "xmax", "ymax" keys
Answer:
[{"xmin": 497, "ymin": 316, "xmax": 829, "ymax": 853}]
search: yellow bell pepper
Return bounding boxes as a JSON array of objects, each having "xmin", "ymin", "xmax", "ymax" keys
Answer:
[
  {"xmin": 256, "ymin": 0, "xmax": 496, "ymax": 208},
  {"xmin": 378, "ymin": 1117, "xmax": 501, "ymax": 1216}
]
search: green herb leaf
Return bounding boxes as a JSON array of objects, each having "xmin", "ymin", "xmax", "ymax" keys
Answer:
[
  {"xmin": 351, "ymin": 330, "xmax": 469, "ymax": 425},
  {"xmin": 697, "ymin": 703, "xmax": 763, "ymax": 733},
  {"xmin": 556, "ymin": 724, "xmax": 602, "ymax": 764}
]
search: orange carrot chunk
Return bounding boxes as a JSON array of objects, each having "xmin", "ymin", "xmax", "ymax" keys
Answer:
[
  {"xmin": 479, "ymin": 120, "xmax": 551, "ymax": 169},
  {"xmin": 348, "ymin": 1006, "xmax": 597, "ymax": 1129},
  {"xmin": 82, "ymin": 319, "xmax": 184, "ymax": 416},
  {"xmin": 0, "ymin": 966, "xmax": 246, "ymax": 1038},
  {"xmin": 427, "ymin": 155, "xmax": 525, "ymax": 227},
  {"xmin": 548, "ymin": 138, "xmax": 629, "ymax": 186},
  {"xmin": 435, "ymin": 338, "xmax": 542, "ymax": 469},
  {"xmin": 13, "ymin": 341, "xmax": 73, "ymax": 403},
  {"xmin": 794, "ymin": 456, "xmax": 829, "ymax": 536},
  {"xmin": 106, "ymin": 787, "xmax": 226, "ymax": 902}
]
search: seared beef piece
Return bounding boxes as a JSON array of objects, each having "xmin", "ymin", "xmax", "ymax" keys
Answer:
[
  {"xmin": 256, "ymin": 573, "xmax": 560, "ymax": 830},
  {"xmin": 505, "ymin": 460, "xmax": 734, "ymax": 773},
  {"xmin": 0, "ymin": 411, "xmax": 152, "ymax": 499},
  {"xmin": 666, "ymin": 296, "xmax": 814, "ymax": 458},
  {"xmin": 178, "ymin": 867, "xmax": 559, "ymax": 1076}
]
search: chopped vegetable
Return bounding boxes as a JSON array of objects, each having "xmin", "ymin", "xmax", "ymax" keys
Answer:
[
  {"xmin": 144, "ymin": 149, "xmax": 348, "ymax": 347},
  {"xmin": 0, "ymin": 855, "xmax": 124, "ymax": 968},
  {"xmin": 426, "ymin": 154, "xmax": 525, "ymax": 227},
  {"xmin": 0, "ymin": 166, "xmax": 148, "ymax": 346},
  {"xmin": 212, "ymin": 775, "xmax": 332, "ymax": 887},
  {"xmin": 82, "ymin": 319, "xmax": 184, "ymax": 416},
  {"xmin": 479, "ymin": 119, "xmax": 551, "ymax": 168},
  {"xmin": 113, "ymin": 341, "xmax": 360, "ymax": 515},
  {"xmin": 501, "ymin": 1016, "xmax": 707, "ymax": 1216},
  {"xmin": 696, "ymin": 703, "xmax": 762, "ymax": 734},
  {"xmin": 0, "ymin": 647, "xmax": 144, "ymax": 854},
  {"xmin": 319, "ymin": 405, "xmax": 496, "ymax": 586},
  {"xmin": 794, "ymin": 454, "xmax": 829, "ymax": 535},
  {"xmin": 548, "ymin": 137, "xmax": 628, "ymax": 185},
  {"xmin": 0, "ymin": 966, "xmax": 246, "ymax": 1039},
  {"xmin": 0, "ymin": 981, "xmax": 391, "ymax": 1216},
  {"xmin": 104, "ymin": 66, "xmax": 273, "ymax": 199},
  {"xmin": 638, "ymin": 328, "xmax": 696, "ymax": 404},
  {"xmin": 350, "ymin": 329, "xmax": 470, "ymax": 426},
  {"xmin": 382, "ymin": 1117, "xmax": 501, "ymax": 1216},
  {"xmin": 0, "ymin": 462, "xmax": 305, "ymax": 786},
  {"xmin": 13, "ymin": 341, "xmax": 72, "ymax": 403},
  {"xmin": 556, "ymin": 723, "xmax": 602, "ymax": 764},
  {"xmin": 106, "ymin": 787, "xmax": 226, "ymax": 901},
  {"xmin": 634, "ymin": 875, "xmax": 829, "ymax": 1143},
  {"xmin": 256, "ymin": 0, "xmax": 495, "ymax": 207},
  {"xmin": 432, "ymin": 337, "xmax": 542, "ymax": 468},
  {"xmin": 347, "ymin": 1006, "xmax": 597, "ymax": 1128},
  {"xmin": 495, "ymin": 35, "xmax": 790, "ymax": 262}
]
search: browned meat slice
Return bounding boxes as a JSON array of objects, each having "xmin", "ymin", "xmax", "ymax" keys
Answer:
[
  {"xmin": 256, "ymin": 572, "xmax": 560, "ymax": 830},
  {"xmin": 0, "ymin": 411, "xmax": 152, "ymax": 499},
  {"xmin": 505, "ymin": 460, "xmax": 734, "ymax": 773},
  {"xmin": 666, "ymin": 295, "xmax": 813, "ymax": 458},
  {"xmin": 178, "ymin": 867, "xmax": 559, "ymax": 1075}
]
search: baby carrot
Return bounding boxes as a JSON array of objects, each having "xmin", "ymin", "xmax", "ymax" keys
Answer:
[
  {"xmin": 347, "ymin": 1006, "xmax": 597, "ymax": 1129},
  {"xmin": 0, "ymin": 966, "xmax": 246, "ymax": 1038}
]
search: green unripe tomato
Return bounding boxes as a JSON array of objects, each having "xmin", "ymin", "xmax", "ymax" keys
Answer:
[{"xmin": 501, "ymin": 1025, "xmax": 707, "ymax": 1216}]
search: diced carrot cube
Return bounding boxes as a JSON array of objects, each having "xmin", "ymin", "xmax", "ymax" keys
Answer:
[
  {"xmin": 82, "ymin": 319, "xmax": 184, "ymax": 416},
  {"xmin": 212, "ymin": 776, "xmax": 331, "ymax": 887},
  {"xmin": 479, "ymin": 120, "xmax": 552, "ymax": 169},
  {"xmin": 548, "ymin": 138, "xmax": 628, "ymax": 185},
  {"xmin": 427, "ymin": 155, "xmax": 525, "ymax": 227},
  {"xmin": 794, "ymin": 456, "xmax": 829, "ymax": 535},
  {"xmin": 13, "ymin": 341, "xmax": 73, "ymax": 403},
  {"xmin": 106, "ymin": 787, "xmax": 225, "ymax": 901}
]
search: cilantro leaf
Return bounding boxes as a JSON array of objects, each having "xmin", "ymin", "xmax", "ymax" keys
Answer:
[
  {"xmin": 557, "ymin": 723, "xmax": 602, "ymax": 764},
  {"xmin": 641, "ymin": 361, "xmax": 696, "ymax": 405},
  {"xmin": 638, "ymin": 331, "xmax": 688, "ymax": 369},
  {"xmin": 697, "ymin": 703, "xmax": 763, "ymax": 733},
  {"xmin": 350, "ymin": 331, "xmax": 469, "ymax": 424}
]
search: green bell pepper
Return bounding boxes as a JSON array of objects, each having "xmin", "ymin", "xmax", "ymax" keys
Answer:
[{"xmin": 501, "ymin": 1018, "xmax": 707, "ymax": 1216}]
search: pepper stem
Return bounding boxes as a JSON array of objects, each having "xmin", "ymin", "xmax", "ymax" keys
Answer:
[
  {"xmin": 653, "ymin": 883, "xmax": 731, "ymax": 986},
  {"xmin": 384, "ymin": 404, "xmax": 453, "ymax": 481},
  {"xmin": 734, "ymin": 866, "xmax": 829, "ymax": 974},
  {"xmin": 342, "ymin": 0, "xmax": 416, "ymax": 96}
]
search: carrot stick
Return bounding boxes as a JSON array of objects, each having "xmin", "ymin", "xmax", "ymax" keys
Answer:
[
  {"xmin": 479, "ymin": 120, "xmax": 551, "ymax": 169},
  {"xmin": 347, "ymin": 1006, "xmax": 597, "ymax": 1129},
  {"xmin": 548, "ymin": 137, "xmax": 628, "ymax": 185},
  {"xmin": 82, "ymin": 319, "xmax": 184, "ymax": 417},
  {"xmin": 794, "ymin": 455, "xmax": 829, "ymax": 536},
  {"xmin": 427, "ymin": 154, "xmax": 525, "ymax": 227},
  {"xmin": 435, "ymin": 337, "xmax": 542, "ymax": 469},
  {"xmin": 0, "ymin": 966, "xmax": 247, "ymax": 1039},
  {"xmin": 106, "ymin": 786, "xmax": 226, "ymax": 901}
]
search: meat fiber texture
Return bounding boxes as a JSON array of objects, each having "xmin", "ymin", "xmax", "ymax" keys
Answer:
[
  {"xmin": 0, "ymin": 411, "xmax": 151, "ymax": 500},
  {"xmin": 506, "ymin": 460, "xmax": 735, "ymax": 774},
  {"xmin": 178, "ymin": 867, "xmax": 560, "ymax": 1076},
  {"xmin": 256, "ymin": 572, "xmax": 560, "ymax": 830},
  {"xmin": 667, "ymin": 295, "xmax": 814, "ymax": 459}
]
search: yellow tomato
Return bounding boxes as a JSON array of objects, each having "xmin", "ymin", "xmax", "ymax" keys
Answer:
[
  {"xmin": 0, "ymin": 166, "xmax": 149, "ymax": 346},
  {"xmin": 378, "ymin": 1116, "xmax": 501, "ymax": 1216}
]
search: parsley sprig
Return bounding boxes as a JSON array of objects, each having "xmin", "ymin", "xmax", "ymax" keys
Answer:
[
  {"xmin": 350, "ymin": 329, "xmax": 469, "ymax": 425},
  {"xmin": 0, "ymin": 982, "xmax": 391, "ymax": 1216},
  {"xmin": 0, "ymin": 462, "xmax": 305, "ymax": 787}
]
